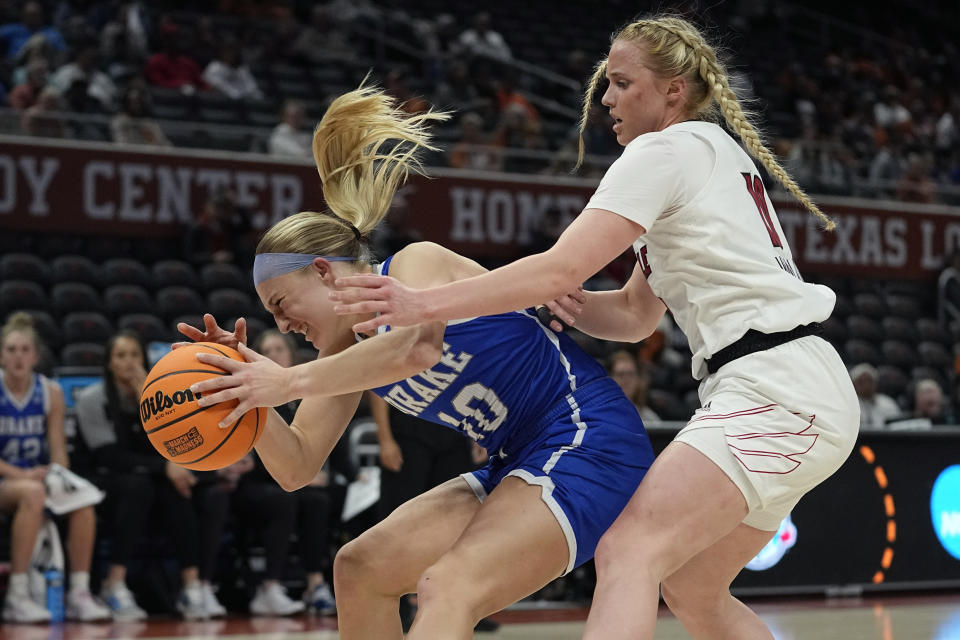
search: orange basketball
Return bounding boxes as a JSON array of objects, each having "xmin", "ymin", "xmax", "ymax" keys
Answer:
[{"xmin": 139, "ymin": 342, "xmax": 265, "ymax": 471}]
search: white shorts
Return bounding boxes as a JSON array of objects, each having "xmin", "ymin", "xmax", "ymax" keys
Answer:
[{"xmin": 675, "ymin": 336, "xmax": 860, "ymax": 531}]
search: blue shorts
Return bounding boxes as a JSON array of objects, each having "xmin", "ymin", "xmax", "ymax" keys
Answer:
[{"xmin": 462, "ymin": 379, "xmax": 653, "ymax": 574}]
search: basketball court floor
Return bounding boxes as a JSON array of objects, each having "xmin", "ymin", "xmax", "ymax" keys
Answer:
[{"xmin": 0, "ymin": 592, "xmax": 956, "ymax": 640}]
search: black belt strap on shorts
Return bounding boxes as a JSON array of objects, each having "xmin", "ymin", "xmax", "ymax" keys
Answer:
[{"xmin": 705, "ymin": 322, "xmax": 824, "ymax": 375}]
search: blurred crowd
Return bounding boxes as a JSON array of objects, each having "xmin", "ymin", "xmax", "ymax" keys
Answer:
[{"xmin": 1, "ymin": 1, "xmax": 959, "ymax": 202}]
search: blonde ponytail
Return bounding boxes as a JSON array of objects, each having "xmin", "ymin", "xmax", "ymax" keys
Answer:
[
  {"xmin": 580, "ymin": 16, "xmax": 835, "ymax": 229},
  {"xmin": 258, "ymin": 84, "xmax": 450, "ymax": 258}
]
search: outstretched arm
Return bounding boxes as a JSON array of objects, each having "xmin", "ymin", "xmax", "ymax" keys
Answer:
[
  {"xmin": 192, "ymin": 320, "xmax": 444, "ymax": 427},
  {"xmin": 548, "ymin": 264, "xmax": 666, "ymax": 343},
  {"xmin": 333, "ymin": 209, "xmax": 643, "ymax": 332}
]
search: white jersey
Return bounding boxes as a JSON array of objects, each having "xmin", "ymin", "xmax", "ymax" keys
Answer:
[{"xmin": 586, "ymin": 121, "xmax": 835, "ymax": 379}]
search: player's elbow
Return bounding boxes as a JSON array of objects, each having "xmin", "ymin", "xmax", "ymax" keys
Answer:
[
  {"xmin": 628, "ymin": 307, "xmax": 665, "ymax": 343},
  {"xmin": 407, "ymin": 338, "xmax": 443, "ymax": 372},
  {"xmin": 273, "ymin": 469, "xmax": 307, "ymax": 492}
]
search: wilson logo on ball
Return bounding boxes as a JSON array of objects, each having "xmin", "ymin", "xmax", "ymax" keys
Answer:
[
  {"xmin": 163, "ymin": 426, "xmax": 205, "ymax": 457},
  {"xmin": 140, "ymin": 388, "xmax": 203, "ymax": 423}
]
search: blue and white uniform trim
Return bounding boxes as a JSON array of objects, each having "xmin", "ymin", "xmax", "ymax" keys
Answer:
[{"xmin": 368, "ymin": 254, "xmax": 654, "ymax": 573}]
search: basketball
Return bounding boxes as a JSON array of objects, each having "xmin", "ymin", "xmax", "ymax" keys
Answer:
[{"xmin": 139, "ymin": 342, "xmax": 265, "ymax": 471}]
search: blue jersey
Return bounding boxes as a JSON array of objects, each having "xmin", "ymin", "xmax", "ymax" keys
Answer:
[
  {"xmin": 369, "ymin": 256, "xmax": 614, "ymax": 455},
  {"xmin": 0, "ymin": 372, "xmax": 51, "ymax": 469}
]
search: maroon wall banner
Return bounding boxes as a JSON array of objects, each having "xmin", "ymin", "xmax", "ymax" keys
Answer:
[
  {"xmin": 3, "ymin": 137, "xmax": 959, "ymax": 279},
  {"xmin": 1, "ymin": 137, "xmax": 324, "ymax": 235}
]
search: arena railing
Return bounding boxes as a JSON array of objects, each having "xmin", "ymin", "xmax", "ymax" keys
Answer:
[{"xmin": 348, "ymin": 22, "xmax": 581, "ymax": 123}]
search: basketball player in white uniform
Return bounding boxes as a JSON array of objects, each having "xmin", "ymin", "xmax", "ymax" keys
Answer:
[{"xmin": 332, "ymin": 15, "xmax": 860, "ymax": 640}]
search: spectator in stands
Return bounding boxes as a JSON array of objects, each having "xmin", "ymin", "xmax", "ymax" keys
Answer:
[
  {"xmin": 110, "ymin": 84, "xmax": 171, "ymax": 146},
  {"xmin": 448, "ymin": 112, "xmax": 501, "ymax": 171},
  {"xmin": 850, "ymin": 363, "xmax": 901, "ymax": 429},
  {"xmin": 231, "ymin": 329, "xmax": 338, "ymax": 616},
  {"xmin": 936, "ymin": 101, "xmax": 958, "ymax": 157},
  {"xmin": 868, "ymin": 138, "xmax": 903, "ymax": 197},
  {"xmin": 75, "ymin": 330, "xmax": 231, "ymax": 620},
  {"xmin": 145, "ymin": 22, "xmax": 207, "ymax": 94},
  {"xmin": 874, "ymin": 85, "xmax": 912, "ymax": 132},
  {"xmin": 287, "ymin": 4, "xmax": 352, "ymax": 64},
  {"xmin": 455, "ymin": 12, "xmax": 511, "ymax": 62},
  {"xmin": 896, "ymin": 153, "xmax": 936, "ymax": 203},
  {"xmin": 434, "ymin": 59, "xmax": 479, "ymax": 109},
  {"xmin": 7, "ymin": 56, "xmax": 48, "ymax": 110},
  {"xmin": 21, "ymin": 86, "xmax": 67, "ymax": 139},
  {"xmin": 268, "ymin": 100, "xmax": 311, "ymax": 158},
  {"xmin": 48, "ymin": 42, "xmax": 118, "ymax": 112},
  {"xmin": 606, "ymin": 350, "xmax": 661, "ymax": 426},
  {"xmin": 323, "ymin": 0, "xmax": 382, "ymax": 29},
  {"xmin": 0, "ymin": 313, "xmax": 110, "ymax": 622},
  {"xmin": 912, "ymin": 378, "xmax": 954, "ymax": 425},
  {"xmin": 498, "ymin": 105, "xmax": 548, "ymax": 174},
  {"xmin": 938, "ymin": 250, "xmax": 960, "ymax": 325},
  {"xmin": 182, "ymin": 188, "xmax": 253, "ymax": 267},
  {"xmin": 202, "ymin": 40, "xmax": 262, "ymax": 101},
  {"xmin": 495, "ymin": 73, "xmax": 537, "ymax": 123},
  {"xmin": 0, "ymin": 1, "xmax": 66, "ymax": 61},
  {"xmin": 99, "ymin": 2, "xmax": 150, "ymax": 66}
]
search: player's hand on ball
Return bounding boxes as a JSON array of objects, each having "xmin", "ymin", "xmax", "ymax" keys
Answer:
[
  {"xmin": 330, "ymin": 274, "xmax": 427, "ymax": 333},
  {"xmin": 191, "ymin": 343, "xmax": 293, "ymax": 427},
  {"xmin": 174, "ymin": 313, "xmax": 247, "ymax": 351}
]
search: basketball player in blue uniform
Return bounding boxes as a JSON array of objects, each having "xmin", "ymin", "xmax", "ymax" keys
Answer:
[
  {"xmin": 0, "ymin": 313, "xmax": 110, "ymax": 622},
  {"xmin": 180, "ymin": 85, "xmax": 654, "ymax": 640}
]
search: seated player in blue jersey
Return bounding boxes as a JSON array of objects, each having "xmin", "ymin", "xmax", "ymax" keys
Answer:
[
  {"xmin": 178, "ymin": 85, "xmax": 654, "ymax": 640},
  {"xmin": 0, "ymin": 313, "xmax": 110, "ymax": 623}
]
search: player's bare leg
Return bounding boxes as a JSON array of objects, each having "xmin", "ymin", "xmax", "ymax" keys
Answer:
[
  {"xmin": 67, "ymin": 506, "xmax": 97, "ymax": 572},
  {"xmin": 661, "ymin": 523, "xmax": 775, "ymax": 639},
  {"xmin": 0, "ymin": 480, "xmax": 46, "ymax": 574},
  {"xmin": 583, "ymin": 442, "xmax": 754, "ymax": 640},
  {"xmin": 333, "ymin": 477, "xmax": 481, "ymax": 640},
  {"xmin": 406, "ymin": 476, "xmax": 569, "ymax": 640}
]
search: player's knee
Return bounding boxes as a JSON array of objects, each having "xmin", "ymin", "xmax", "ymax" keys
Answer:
[
  {"xmin": 19, "ymin": 480, "xmax": 46, "ymax": 513},
  {"xmin": 334, "ymin": 534, "xmax": 393, "ymax": 594},
  {"xmin": 333, "ymin": 539, "xmax": 370, "ymax": 592},
  {"xmin": 594, "ymin": 523, "xmax": 642, "ymax": 573}
]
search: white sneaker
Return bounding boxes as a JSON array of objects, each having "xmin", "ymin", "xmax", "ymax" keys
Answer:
[
  {"xmin": 176, "ymin": 583, "xmax": 208, "ymax": 620},
  {"xmin": 3, "ymin": 592, "xmax": 52, "ymax": 623},
  {"xmin": 66, "ymin": 590, "xmax": 111, "ymax": 621},
  {"xmin": 201, "ymin": 583, "xmax": 227, "ymax": 617},
  {"xmin": 249, "ymin": 583, "xmax": 305, "ymax": 616},
  {"xmin": 303, "ymin": 583, "xmax": 336, "ymax": 615},
  {"xmin": 100, "ymin": 582, "xmax": 147, "ymax": 621}
]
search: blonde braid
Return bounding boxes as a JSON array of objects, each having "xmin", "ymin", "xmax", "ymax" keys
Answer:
[
  {"xmin": 647, "ymin": 18, "xmax": 835, "ymax": 230},
  {"xmin": 575, "ymin": 57, "xmax": 608, "ymax": 170}
]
